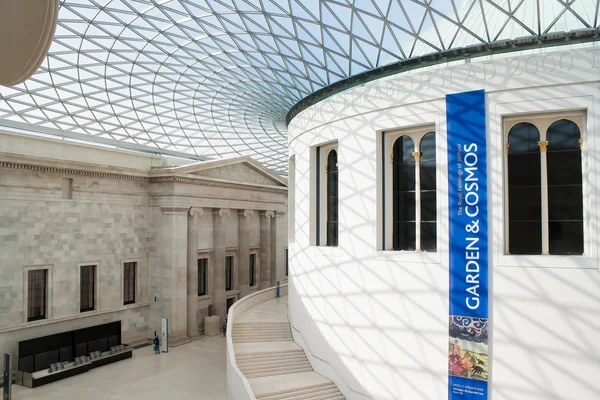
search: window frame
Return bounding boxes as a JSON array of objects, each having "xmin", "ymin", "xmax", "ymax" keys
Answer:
[
  {"xmin": 123, "ymin": 261, "xmax": 137, "ymax": 305},
  {"xmin": 197, "ymin": 251, "xmax": 212, "ymax": 300},
  {"xmin": 503, "ymin": 111, "xmax": 585, "ymax": 257},
  {"xmin": 284, "ymin": 247, "xmax": 289, "ymax": 278},
  {"xmin": 225, "ymin": 252, "xmax": 237, "ymax": 292},
  {"xmin": 313, "ymin": 141, "xmax": 339, "ymax": 246},
  {"xmin": 382, "ymin": 125, "xmax": 437, "ymax": 252},
  {"xmin": 492, "ymin": 95, "xmax": 595, "ymax": 270},
  {"xmin": 249, "ymin": 251, "xmax": 259, "ymax": 288},
  {"xmin": 198, "ymin": 257, "xmax": 208, "ymax": 296},
  {"xmin": 24, "ymin": 266, "xmax": 51, "ymax": 322},
  {"xmin": 78, "ymin": 263, "xmax": 98, "ymax": 313}
]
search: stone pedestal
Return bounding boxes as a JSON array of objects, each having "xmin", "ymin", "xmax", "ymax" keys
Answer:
[{"xmin": 204, "ymin": 315, "xmax": 221, "ymax": 336}]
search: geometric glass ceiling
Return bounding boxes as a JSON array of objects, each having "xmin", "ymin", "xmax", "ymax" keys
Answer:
[{"xmin": 0, "ymin": 1, "xmax": 598, "ymax": 174}]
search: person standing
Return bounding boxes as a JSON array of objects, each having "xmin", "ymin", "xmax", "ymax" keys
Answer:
[{"xmin": 153, "ymin": 335, "xmax": 160, "ymax": 355}]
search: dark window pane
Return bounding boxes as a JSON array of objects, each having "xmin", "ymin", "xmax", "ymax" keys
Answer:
[
  {"xmin": 393, "ymin": 136, "xmax": 416, "ymax": 250},
  {"xmin": 28, "ymin": 269, "xmax": 47, "ymax": 321},
  {"xmin": 249, "ymin": 254, "xmax": 255, "ymax": 287},
  {"xmin": 547, "ymin": 119, "xmax": 583, "ymax": 255},
  {"xmin": 507, "ymin": 123, "xmax": 541, "ymax": 255},
  {"xmin": 421, "ymin": 191, "xmax": 437, "ymax": 222},
  {"xmin": 509, "ymin": 221, "xmax": 542, "ymax": 255},
  {"xmin": 421, "ymin": 222, "xmax": 437, "ymax": 252},
  {"xmin": 548, "ymin": 185, "xmax": 583, "ymax": 220},
  {"xmin": 198, "ymin": 258, "xmax": 207, "ymax": 296},
  {"xmin": 419, "ymin": 132, "xmax": 437, "ymax": 251},
  {"xmin": 80, "ymin": 265, "xmax": 95, "ymax": 312},
  {"xmin": 394, "ymin": 222, "xmax": 416, "ymax": 251},
  {"xmin": 285, "ymin": 248, "xmax": 288, "ymax": 277},
  {"xmin": 326, "ymin": 149, "xmax": 338, "ymax": 246},
  {"xmin": 225, "ymin": 256, "xmax": 233, "ymax": 291},
  {"xmin": 123, "ymin": 262, "xmax": 136, "ymax": 305},
  {"xmin": 420, "ymin": 132, "xmax": 436, "ymax": 190},
  {"xmin": 549, "ymin": 221, "xmax": 583, "ymax": 255}
]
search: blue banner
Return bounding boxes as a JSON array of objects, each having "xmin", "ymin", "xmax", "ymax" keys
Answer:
[{"xmin": 446, "ymin": 90, "xmax": 489, "ymax": 400}]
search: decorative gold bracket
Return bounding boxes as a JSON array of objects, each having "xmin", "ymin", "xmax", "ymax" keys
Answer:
[
  {"xmin": 578, "ymin": 138, "xmax": 583, "ymax": 150},
  {"xmin": 412, "ymin": 151, "xmax": 421, "ymax": 162},
  {"xmin": 505, "ymin": 143, "xmax": 510, "ymax": 154},
  {"xmin": 537, "ymin": 141, "xmax": 548, "ymax": 152},
  {"xmin": 390, "ymin": 154, "xmax": 394, "ymax": 164}
]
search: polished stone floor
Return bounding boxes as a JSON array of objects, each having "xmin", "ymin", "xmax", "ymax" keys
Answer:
[{"xmin": 12, "ymin": 336, "xmax": 227, "ymax": 400}]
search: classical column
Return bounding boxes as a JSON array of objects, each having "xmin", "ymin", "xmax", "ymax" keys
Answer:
[
  {"xmin": 271, "ymin": 212, "xmax": 286, "ymax": 286},
  {"xmin": 187, "ymin": 207, "xmax": 203, "ymax": 338},
  {"xmin": 238, "ymin": 210, "xmax": 253, "ymax": 298},
  {"xmin": 159, "ymin": 207, "xmax": 189, "ymax": 346},
  {"xmin": 213, "ymin": 208, "xmax": 230, "ymax": 323},
  {"xmin": 259, "ymin": 211, "xmax": 274, "ymax": 289}
]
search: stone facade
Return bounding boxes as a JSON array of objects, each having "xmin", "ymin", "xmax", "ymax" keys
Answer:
[{"xmin": 0, "ymin": 131, "xmax": 288, "ymax": 368}]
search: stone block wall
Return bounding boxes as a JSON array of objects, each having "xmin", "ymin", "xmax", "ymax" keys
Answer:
[{"xmin": 0, "ymin": 165, "xmax": 152, "ymax": 366}]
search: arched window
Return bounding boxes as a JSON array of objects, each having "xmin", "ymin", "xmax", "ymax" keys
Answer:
[
  {"xmin": 326, "ymin": 149, "xmax": 338, "ymax": 246},
  {"xmin": 547, "ymin": 119, "xmax": 583, "ymax": 255},
  {"xmin": 507, "ymin": 122, "xmax": 542, "ymax": 255},
  {"xmin": 420, "ymin": 132, "xmax": 436, "ymax": 252},
  {"xmin": 393, "ymin": 136, "xmax": 416, "ymax": 250}
]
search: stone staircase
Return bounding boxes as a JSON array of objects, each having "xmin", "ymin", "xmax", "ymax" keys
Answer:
[
  {"xmin": 232, "ymin": 297, "xmax": 345, "ymax": 400},
  {"xmin": 236, "ymin": 349, "xmax": 312, "ymax": 378},
  {"xmin": 232, "ymin": 322, "xmax": 293, "ymax": 343},
  {"xmin": 255, "ymin": 382, "xmax": 344, "ymax": 400}
]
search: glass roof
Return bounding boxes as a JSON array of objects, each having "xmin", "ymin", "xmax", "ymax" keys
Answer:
[{"xmin": 0, "ymin": 0, "xmax": 598, "ymax": 173}]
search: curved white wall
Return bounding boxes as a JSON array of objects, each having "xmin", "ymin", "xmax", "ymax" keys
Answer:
[{"xmin": 288, "ymin": 42, "xmax": 600, "ymax": 400}]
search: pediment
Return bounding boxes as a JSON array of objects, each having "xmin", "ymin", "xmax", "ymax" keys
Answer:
[{"xmin": 171, "ymin": 157, "xmax": 287, "ymax": 187}]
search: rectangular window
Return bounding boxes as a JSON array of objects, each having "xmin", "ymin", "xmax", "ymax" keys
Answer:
[
  {"xmin": 225, "ymin": 256, "xmax": 233, "ymax": 291},
  {"xmin": 504, "ymin": 113, "xmax": 584, "ymax": 255},
  {"xmin": 198, "ymin": 258, "xmax": 207, "ymax": 296},
  {"xmin": 123, "ymin": 262, "xmax": 136, "ymax": 305},
  {"xmin": 80, "ymin": 265, "xmax": 95, "ymax": 312},
  {"xmin": 27, "ymin": 269, "xmax": 47, "ymax": 322},
  {"xmin": 383, "ymin": 127, "xmax": 437, "ymax": 252},
  {"xmin": 249, "ymin": 254, "xmax": 256, "ymax": 287},
  {"xmin": 285, "ymin": 248, "xmax": 289, "ymax": 277}
]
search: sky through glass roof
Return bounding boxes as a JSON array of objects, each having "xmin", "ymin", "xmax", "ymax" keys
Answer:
[{"xmin": 0, "ymin": 0, "xmax": 598, "ymax": 173}]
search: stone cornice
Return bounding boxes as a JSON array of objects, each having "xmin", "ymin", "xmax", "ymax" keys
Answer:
[
  {"xmin": 0, "ymin": 157, "xmax": 287, "ymax": 194},
  {"xmin": 0, "ymin": 159, "xmax": 148, "ymax": 181},
  {"xmin": 149, "ymin": 175, "xmax": 287, "ymax": 194},
  {"xmin": 161, "ymin": 207, "xmax": 189, "ymax": 215}
]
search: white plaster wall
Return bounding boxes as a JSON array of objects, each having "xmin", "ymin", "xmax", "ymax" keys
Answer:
[{"xmin": 288, "ymin": 43, "xmax": 600, "ymax": 400}]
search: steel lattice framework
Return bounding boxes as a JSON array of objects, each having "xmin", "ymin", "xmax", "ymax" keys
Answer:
[{"xmin": 0, "ymin": 0, "xmax": 598, "ymax": 173}]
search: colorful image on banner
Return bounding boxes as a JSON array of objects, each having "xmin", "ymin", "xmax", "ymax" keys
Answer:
[{"xmin": 448, "ymin": 316, "xmax": 488, "ymax": 382}]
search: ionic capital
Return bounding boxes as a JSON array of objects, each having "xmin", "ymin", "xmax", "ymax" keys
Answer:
[
  {"xmin": 238, "ymin": 210, "xmax": 254, "ymax": 218},
  {"xmin": 189, "ymin": 207, "xmax": 204, "ymax": 216},
  {"xmin": 213, "ymin": 208, "xmax": 231, "ymax": 217},
  {"xmin": 260, "ymin": 210, "xmax": 275, "ymax": 219},
  {"xmin": 275, "ymin": 211, "xmax": 286, "ymax": 218}
]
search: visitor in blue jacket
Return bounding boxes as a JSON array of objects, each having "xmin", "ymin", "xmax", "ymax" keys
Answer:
[{"xmin": 153, "ymin": 335, "xmax": 160, "ymax": 355}]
